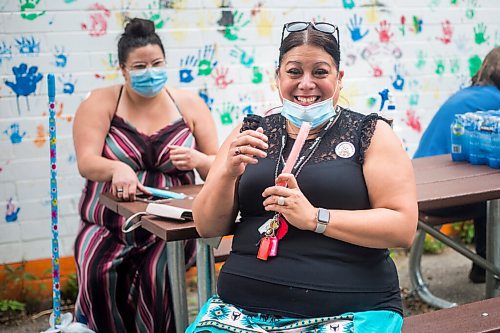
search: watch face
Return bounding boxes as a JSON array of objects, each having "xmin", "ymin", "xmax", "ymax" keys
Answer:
[{"xmin": 318, "ymin": 208, "xmax": 330, "ymax": 224}]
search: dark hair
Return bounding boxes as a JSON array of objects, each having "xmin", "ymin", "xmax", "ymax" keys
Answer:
[
  {"xmin": 471, "ymin": 46, "xmax": 500, "ymax": 89},
  {"xmin": 278, "ymin": 26, "xmax": 340, "ymax": 70},
  {"xmin": 117, "ymin": 18, "xmax": 165, "ymax": 66}
]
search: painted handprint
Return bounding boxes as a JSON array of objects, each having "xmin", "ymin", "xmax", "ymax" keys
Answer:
[
  {"xmin": 216, "ymin": 102, "xmax": 239, "ymax": 125},
  {"xmin": 342, "ymin": 0, "xmax": 355, "ymax": 9},
  {"xmin": 53, "ymin": 46, "xmax": 68, "ymax": 68},
  {"xmin": 468, "ymin": 55, "xmax": 481, "ymax": 78},
  {"xmin": 34, "ymin": 124, "xmax": 48, "ymax": 148},
  {"xmin": 449, "ymin": 57, "xmax": 460, "ymax": 74},
  {"xmin": 466, "ymin": 0, "xmax": 477, "ymax": 19},
  {"xmin": 375, "ymin": 20, "xmax": 393, "ymax": 43},
  {"xmin": 408, "ymin": 80, "xmax": 420, "ymax": 107},
  {"xmin": 4, "ymin": 123, "xmax": 26, "ymax": 144},
  {"xmin": 435, "ymin": 58, "xmax": 445, "ymax": 76},
  {"xmin": 347, "ymin": 14, "xmax": 369, "ymax": 42},
  {"xmin": 436, "ymin": 20, "xmax": 453, "ymax": 44},
  {"xmin": 454, "ymin": 34, "xmax": 471, "ymax": 53},
  {"xmin": 378, "ymin": 88, "xmax": 389, "ymax": 112},
  {"xmin": 255, "ymin": 9, "xmax": 274, "ymax": 37},
  {"xmin": 179, "ymin": 55, "xmax": 198, "ymax": 83},
  {"xmin": 239, "ymin": 95, "xmax": 254, "ymax": 115},
  {"xmin": 15, "ymin": 36, "xmax": 40, "ymax": 55},
  {"xmin": 95, "ymin": 53, "xmax": 119, "ymax": 81},
  {"xmin": 252, "ymin": 66, "xmax": 263, "ymax": 84},
  {"xmin": 144, "ymin": 1, "xmax": 170, "ymax": 29},
  {"xmin": 58, "ymin": 74, "xmax": 77, "ymax": 95},
  {"xmin": 473, "ymin": 23, "xmax": 489, "ymax": 45},
  {"xmin": 81, "ymin": 3, "xmax": 110, "ymax": 37},
  {"xmin": 224, "ymin": 10, "xmax": 250, "ymax": 41},
  {"xmin": 19, "ymin": 0, "xmax": 46, "ymax": 21},
  {"xmin": 391, "ymin": 64, "xmax": 405, "ymax": 91},
  {"xmin": 4, "ymin": 63, "xmax": 43, "ymax": 113},
  {"xmin": 230, "ymin": 46, "xmax": 254, "ymax": 68},
  {"xmin": 198, "ymin": 44, "xmax": 218, "ymax": 76},
  {"xmin": 415, "ymin": 50, "xmax": 426, "ymax": 69},
  {"xmin": 211, "ymin": 66, "xmax": 234, "ymax": 89},
  {"xmin": 5, "ymin": 198, "xmax": 20, "ymax": 223},
  {"xmin": 198, "ymin": 87, "xmax": 214, "ymax": 111},
  {"xmin": 410, "ymin": 16, "xmax": 423, "ymax": 34},
  {"xmin": 0, "ymin": 41, "xmax": 13, "ymax": 65},
  {"xmin": 406, "ymin": 109, "xmax": 421, "ymax": 133}
]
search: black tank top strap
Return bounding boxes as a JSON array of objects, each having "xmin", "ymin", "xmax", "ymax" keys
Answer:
[
  {"xmin": 114, "ymin": 85, "xmax": 124, "ymax": 114},
  {"xmin": 165, "ymin": 88, "xmax": 184, "ymax": 117}
]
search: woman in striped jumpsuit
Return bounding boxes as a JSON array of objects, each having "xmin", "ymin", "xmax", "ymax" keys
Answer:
[{"xmin": 72, "ymin": 18, "xmax": 218, "ymax": 332}]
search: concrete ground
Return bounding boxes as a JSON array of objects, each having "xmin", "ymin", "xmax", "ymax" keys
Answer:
[{"xmin": 0, "ymin": 246, "xmax": 487, "ymax": 332}]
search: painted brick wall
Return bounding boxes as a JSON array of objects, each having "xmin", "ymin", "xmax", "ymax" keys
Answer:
[{"xmin": 0, "ymin": 0, "xmax": 498, "ymax": 264}]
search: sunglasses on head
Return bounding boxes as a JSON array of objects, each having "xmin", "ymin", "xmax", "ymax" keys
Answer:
[{"xmin": 280, "ymin": 21, "xmax": 340, "ymax": 45}]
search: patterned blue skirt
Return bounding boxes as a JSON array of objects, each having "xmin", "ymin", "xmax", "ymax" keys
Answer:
[{"xmin": 187, "ymin": 295, "xmax": 403, "ymax": 333}]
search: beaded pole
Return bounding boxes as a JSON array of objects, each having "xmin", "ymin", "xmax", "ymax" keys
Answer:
[{"xmin": 48, "ymin": 74, "xmax": 61, "ymax": 326}]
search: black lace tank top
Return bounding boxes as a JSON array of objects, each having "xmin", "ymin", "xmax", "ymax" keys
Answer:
[{"xmin": 217, "ymin": 108, "xmax": 402, "ymax": 317}]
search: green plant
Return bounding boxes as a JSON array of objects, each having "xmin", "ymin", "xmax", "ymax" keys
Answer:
[
  {"xmin": 1, "ymin": 261, "xmax": 49, "ymax": 310},
  {"xmin": 0, "ymin": 299, "xmax": 25, "ymax": 312},
  {"xmin": 423, "ymin": 234, "xmax": 446, "ymax": 254},
  {"xmin": 453, "ymin": 220, "xmax": 475, "ymax": 245},
  {"xmin": 61, "ymin": 273, "xmax": 78, "ymax": 304}
]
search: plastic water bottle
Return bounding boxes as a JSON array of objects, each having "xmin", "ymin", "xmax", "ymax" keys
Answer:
[
  {"xmin": 469, "ymin": 112, "xmax": 488, "ymax": 165},
  {"xmin": 487, "ymin": 116, "xmax": 500, "ymax": 168},
  {"xmin": 450, "ymin": 114, "xmax": 467, "ymax": 161}
]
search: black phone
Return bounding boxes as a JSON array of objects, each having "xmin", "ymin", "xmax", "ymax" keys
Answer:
[{"xmin": 135, "ymin": 193, "xmax": 172, "ymax": 203}]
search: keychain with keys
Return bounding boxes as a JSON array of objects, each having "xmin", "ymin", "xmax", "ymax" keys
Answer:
[{"xmin": 257, "ymin": 216, "xmax": 280, "ymax": 260}]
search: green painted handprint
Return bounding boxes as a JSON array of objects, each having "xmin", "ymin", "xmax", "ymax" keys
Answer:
[
  {"xmin": 20, "ymin": 0, "xmax": 46, "ymax": 21},
  {"xmin": 473, "ymin": 23, "xmax": 489, "ymax": 45},
  {"xmin": 217, "ymin": 102, "xmax": 239, "ymax": 125},
  {"xmin": 415, "ymin": 50, "xmax": 426, "ymax": 69},
  {"xmin": 144, "ymin": 1, "xmax": 170, "ymax": 29},
  {"xmin": 450, "ymin": 58, "xmax": 460, "ymax": 74},
  {"xmin": 435, "ymin": 58, "xmax": 445, "ymax": 76},
  {"xmin": 468, "ymin": 55, "xmax": 482, "ymax": 78},
  {"xmin": 224, "ymin": 10, "xmax": 250, "ymax": 41},
  {"xmin": 251, "ymin": 66, "xmax": 263, "ymax": 84}
]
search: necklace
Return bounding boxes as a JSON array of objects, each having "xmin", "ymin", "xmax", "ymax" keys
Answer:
[{"xmin": 275, "ymin": 106, "xmax": 343, "ymax": 179}]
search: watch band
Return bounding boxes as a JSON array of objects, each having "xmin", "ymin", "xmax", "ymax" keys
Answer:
[{"xmin": 314, "ymin": 208, "xmax": 330, "ymax": 234}]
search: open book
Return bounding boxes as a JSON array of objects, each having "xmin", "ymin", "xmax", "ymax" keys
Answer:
[{"xmin": 145, "ymin": 202, "xmax": 193, "ymax": 221}]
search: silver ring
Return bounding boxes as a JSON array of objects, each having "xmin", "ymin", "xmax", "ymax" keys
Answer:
[
  {"xmin": 277, "ymin": 196, "xmax": 285, "ymax": 206},
  {"xmin": 117, "ymin": 188, "xmax": 124, "ymax": 193},
  {"xmin": 234, "ymin": 147, "xmax": 241, "ymax": 155}
]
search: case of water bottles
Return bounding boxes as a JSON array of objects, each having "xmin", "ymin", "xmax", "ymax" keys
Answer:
[{"xmin": 450, "ymin": 110, "xmax": 500, "ymax": 168}]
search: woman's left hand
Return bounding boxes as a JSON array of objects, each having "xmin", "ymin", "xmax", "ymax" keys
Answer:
[
  {"xmin": 169, "ymin": 145, "xmax": 206, "ymax": 171},
  {"xmin": 262, "ymin": 173, "xmax": 317, "ymax": 231}
]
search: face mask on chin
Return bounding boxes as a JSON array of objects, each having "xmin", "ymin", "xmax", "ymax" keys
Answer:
[
  {"xmin": 128, "ymin": 67, "xmax": 168, "ymax": 97},
  {"xmin": 278, "ymin": 78, "xmax": 340, "ymax": 129}
]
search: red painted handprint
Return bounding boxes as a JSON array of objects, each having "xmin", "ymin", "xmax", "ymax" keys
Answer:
[
  {"xmin": 406, "ymin": 109, "xmax": 421, "ymax": 133},
  {"xmin": 211, "ymin": 66, "xmax": 234, "ymax": 89},
  {"xmin": 375, "ymin": 20, "xmax": 393, "ymax": 43},
  {"xmin": 436, "ymin": 20, "xmax": 453, "ymax": 44},
  {"xmin": 81, "ymin": 3, "xmax": 110, "ymax": 37}
]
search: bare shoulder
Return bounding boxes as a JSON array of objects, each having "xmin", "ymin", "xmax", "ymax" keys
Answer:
[
  {"xmin": 169, "ymin": 87, "xmax": 205, "ymax": 108},
  {"xmin": 77, "ymin": 85, "xmax": 122, "ymax": 120}
]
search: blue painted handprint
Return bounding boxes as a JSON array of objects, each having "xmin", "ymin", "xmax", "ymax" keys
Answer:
[
  {"xmin": 5, "ymin": 63, "xmax": 43, "ymax": 113},
  {"xmin": 378, "ymin": 88, "xmax": 390, "ymax": 111},
  {"xmin": 4, "ymin": 123, "xmax": 27, "ymax": 144},
  {"xmin": 53, "ymin": 46, "xmax": 68, "ymax": 68},
  {"xmin": 391, "ymin": 64, "xmax": 405, "ymax": 91},
  {"xmin": 347, "ymin": 14, "xmax": 369, "ymax": 42},
  {"xmin": 179, "ymin": 55, "xmax": 198, "ymax": 83},
  {"xmin": 15, "ymin": 36, "xmax": 40, "ymax": 55},
  {"xmin": 230, "ymin": 46, "xmax": 254, "ymax": 68},
  {"xmin": 198, "ymin": 87, "xmax": 214, "ymax": 111},
  {"xmin": 58, "ymin": 74, "xmax": 76, "ymax": 94},
  {"xmin": 0, "ymin": 41, "xmax": 13, "ymax": 65},
  {"xmin": 5, "ymin": 198, "xmax": 20, "ymax": 223}
]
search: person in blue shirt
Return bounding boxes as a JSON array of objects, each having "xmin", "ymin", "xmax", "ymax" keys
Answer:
[{"xmin": 414, "ymin": 46, "xmax": 500, "ymax": 283}]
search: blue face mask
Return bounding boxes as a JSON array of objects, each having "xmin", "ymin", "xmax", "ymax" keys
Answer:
[
  {"xmin": 129, "ymin": 67, "xmax": 168, "ymax": 97},
  {"xmin": 281, "ymin": 97, "xmax": 338, "ymax": 128}
]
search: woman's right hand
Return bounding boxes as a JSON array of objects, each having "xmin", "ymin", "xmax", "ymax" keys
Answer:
[
  {"xmin": 225, "ymin": 127, "xmax": 268, "ymax": 178},
  {"xmin": 111, "ymin": 162, "xmax": 150, "ymax": 201}
]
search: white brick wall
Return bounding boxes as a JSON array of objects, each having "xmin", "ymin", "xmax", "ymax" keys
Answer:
[{"xmin": 1, "ymin": 0, "xmax": 499, "ymax": 264}]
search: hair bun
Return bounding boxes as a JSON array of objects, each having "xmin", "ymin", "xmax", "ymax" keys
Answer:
[{"xmin": 124, "ymin": 18, "xmax": 155, "ymax": 37}]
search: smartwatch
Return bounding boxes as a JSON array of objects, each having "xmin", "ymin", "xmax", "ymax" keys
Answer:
[{"xmin": 314, "ymin": 208, "xmax": 330, "ymax": 234}]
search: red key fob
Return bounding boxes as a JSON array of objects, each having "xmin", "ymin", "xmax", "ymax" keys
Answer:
[
  {"xmin": 257, "ymin": 237, "xmax": 271, "ymax": 261},
  {"xmin": 268, "ymin": 236, "xmax": 278, "ymax": 257},
  {"xmin": 276, "ymin": 215, "xmax": 289, "ymax": 240}
]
